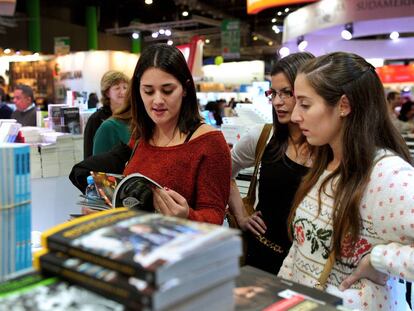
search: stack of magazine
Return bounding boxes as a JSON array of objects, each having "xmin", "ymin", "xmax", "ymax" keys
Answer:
[
  {"xmin": 78, "ymin": 172, "xmax": 163, "ymax": 213},
  {"xmin": 34, "ymin": 208, "xmax": 242, "ymax": 310}
]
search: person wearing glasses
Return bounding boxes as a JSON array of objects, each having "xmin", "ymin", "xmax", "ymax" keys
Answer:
[
  {"xmin": 279, "ymin": 52, "xmax": 414, "ymax": 310},
  {"xmin": 228, "ymin": 52, "xmax": 315, "ymax": 274}
]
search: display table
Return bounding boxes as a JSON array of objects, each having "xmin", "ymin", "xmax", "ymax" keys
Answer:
[{"xmin": 31, "ymin": 176, "xmax": 81, "ymax": 232}]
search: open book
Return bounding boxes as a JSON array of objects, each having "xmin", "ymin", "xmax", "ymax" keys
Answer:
[{"xmin": 78, "ymin": 172, "xmax": 162, "ymax": 212}]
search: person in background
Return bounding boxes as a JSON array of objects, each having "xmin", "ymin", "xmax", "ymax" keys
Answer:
[
  {"xmin": 279, "ymin": 52, "xmax": 414, "ymax": 310},
  {"xmin": 398, "ymin": 98, "xmax": 414, "ymax": 123},
  {"xmin": 387, "ymin": 91, "xmax": 414, "ymax": 134},
  {"xmin": 123, "ymin": 43, "xmax": 231, "ymax": 225},
  {"xmin": 83, "ymin": 71, "xmax": 129, "ymax": 159},
  {"xmin": 228, "ymin": 52, "xmax": 315, "ymax": 274},
  {"xmin": 11, "ymin": 84, "xmax": 36, "ymax": 126},
  {"xmin": 92, "ymin": 92, "xmax": 132, "ymax": 155},
  {"xmin": 87, "ymin": 92, "xmax": 99, "ymax": 109}
]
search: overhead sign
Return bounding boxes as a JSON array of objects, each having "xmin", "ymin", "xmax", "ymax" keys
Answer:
[
  {"xmin": 54, "ymin": 37, "xmax": 71, "ymax": 55},
  {"xmin": 0, "ymin": 0, "xmax": 16, "ymax": 16},
  {"xmin": 376, "ymin": 65, "xmax": 414, "ymax": 83},
  {"xmin": 247, "ymin": 0, "xmax": 317, "ymax": 14},
  {"xmin": 283, "ymin": 0, "xmax": 414, "ymax": 43},
  {"xmin": 221, "ymin": 19, "xmax": 240, "ymax": 59}
]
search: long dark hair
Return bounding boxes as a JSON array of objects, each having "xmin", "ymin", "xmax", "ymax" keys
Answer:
[
  {"xmin": 262, "ymin": 52, "xmax": 314, "ymax": 164},
  {"xmin": 129, "ymin": 43, "xmax": 202, "ymax": 141},
  {"xmin": 288, "ymin": 52, "xmax": 412, "ymax": 255}
]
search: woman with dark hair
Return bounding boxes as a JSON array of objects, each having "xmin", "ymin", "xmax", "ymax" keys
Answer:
[
  {"xmin": 228, "ymin": 52, "xmax": 315, "ymax": 274},
  {"xmin": 279, "ymin": 52, "xmax": 414, "ymax": 310},
  {"xmin": 123, "ymin": 43, "xmax": 231, "ymax": 225}
]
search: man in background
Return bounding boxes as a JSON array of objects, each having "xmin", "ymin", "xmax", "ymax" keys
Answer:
[
  {"xmin": 11, "ymin": 84, "xmax": 36, "ymax": 126},
  {"xmin": 387, "ymin": 91, "xmax": 414, "ymax": 134}
]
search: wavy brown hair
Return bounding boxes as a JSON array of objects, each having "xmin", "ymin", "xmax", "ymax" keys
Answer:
[{"xmin": 288, "ymin": 52, "xmax": 412, "ymax": 255}]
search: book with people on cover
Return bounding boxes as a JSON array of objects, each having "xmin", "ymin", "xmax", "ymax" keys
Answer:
[
  {"xmin": 78, "ymin": 172, "xmax": 162, "ymax": 212},
  {"xmin": 40, "ymin": 208, "xmax": 239, "ymax": 285},
  {"xmin": 35, "ymin": 249, "xmax": 240, "ymax": 311}
]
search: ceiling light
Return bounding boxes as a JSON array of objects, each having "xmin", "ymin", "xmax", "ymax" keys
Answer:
[
  {"xmin": 33, "ymin": 52, "xmax": 39, "ymax": 56},
  {"xmin": 145, "ymin": 0, "xmax": 153, "ymax": 4},
  {"xmin": 152, "ymin": 32, "xmax": 159, "ymax": 38},
  {"xmin": 159, "ymin": 29, "xmax": 165, "ymax": 35},
  {"xmin": 165, "ymin": 29, "xmax": 171, "ymax": 36},
  {"xmin": 341, "ymin": 23, "xmax": 353, "ymax": 40},
  {"xmin": 253, "ymin": 35, "xmax": 258, "ymax": 41},
  {"xmin": 279, "ymin": 47, "xmax": 290, "ymax": 58},
  {"xmin": 390, "ymin": 31, "xmax": 399, "ymax": 40},
  {"xmin": 277, "ymin": 11, "xmax": 282, "ymax": 16},
  {"xmin": 182, "ymin": 11, "xmax": 189, "ymax": 17},
  {"xmin": 297, "ymin": 36, "xmax": 308, "ymax": 51},
  {"xmin": 268, "ymin": 41, "xmax": 274, "ymax": 46},
  {"xmin": 15, "ymin": 50, "xmax": 21, "ymax": 55},
  {"xmin": 205, "ymin": 39, "xmax": 210, "ymax": 44},
  {"xmin": 167, "ymin": 40, "xmax": 173, "ymax": 45},
  {"xmin": 272, "ymin": 25, "xmax": 280, "ymax": 34},
  {"xmin": 271, "ymin": 18, "xmax": 277, "ymax": 23},
  {"xmin": 132, "ymin": 32, "xmax": 139, "ymax": 39},
  {"xmin": 285, "ymin": 8, "xmax": 290, "ymax": 13},
  {"xmin": 4, "ymin": 48, "xmax": 11, "ymax": 54}
]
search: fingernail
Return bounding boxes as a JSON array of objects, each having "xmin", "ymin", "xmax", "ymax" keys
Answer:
[
  {"xmin": 164, "ymin": 187, "xmax": 170, "ymax": 191},
  {"xmin": 338, "ymin": 284, "xmax": 345, "ymax": 291}
]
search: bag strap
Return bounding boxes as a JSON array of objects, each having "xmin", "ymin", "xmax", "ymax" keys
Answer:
[
  {"xmin": 125, "ymin": 139, "xmax": 140, "ymax": 167},
  {"xmin": 246, "ymin": 123, "xmax": 273, "ymax": 200}
]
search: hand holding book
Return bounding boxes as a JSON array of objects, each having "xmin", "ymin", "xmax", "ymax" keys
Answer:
[{"xmin": 153, "ymin": 187, "xmax": 190, "ymax": 219}]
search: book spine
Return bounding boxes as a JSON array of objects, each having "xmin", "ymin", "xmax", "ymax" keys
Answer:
[
  {"xmin": 46, "ymin": 239, "xmax": 156, "ymax": 284},
  {"xmin": 39, "ymin": 257, "xmax": 148, "ymax": 310}
]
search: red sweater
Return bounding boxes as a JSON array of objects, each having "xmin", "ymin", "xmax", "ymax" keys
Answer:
[{"xmin": 124, "ymin": 131, "xmax": 231, "ymax": 225}]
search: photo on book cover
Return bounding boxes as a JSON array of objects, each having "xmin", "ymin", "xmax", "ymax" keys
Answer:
[{"xmin": 70, "ymin": 213, "xmax": 212, "ymax": 268}]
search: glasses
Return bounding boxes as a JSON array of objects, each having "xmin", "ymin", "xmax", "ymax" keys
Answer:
[{"xmin": 265, "ymin": 89, "xmax": 294, "ymax": 101}]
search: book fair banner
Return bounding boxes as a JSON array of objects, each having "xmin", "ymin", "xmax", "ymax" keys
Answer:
[{"xmin": 221, "ymin": 19, "xmax": 240, "ymax": 60}]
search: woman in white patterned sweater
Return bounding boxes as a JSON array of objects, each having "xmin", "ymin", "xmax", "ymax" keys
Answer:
[{"xmin": 278, "ymin": 52, "xmax": 414, "ymax": 311}]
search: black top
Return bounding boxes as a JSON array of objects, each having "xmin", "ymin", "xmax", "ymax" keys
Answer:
[
  {"xmin": 245, "ymin": 146, "xmax": 308, "ymax": 275},
  {"xmin": 0, "ymin": 103, "xmax": 12, "ymax": 119},
  {"xmin": 83, "ymin": 106, "xmax": 112, "ymax": 159}
]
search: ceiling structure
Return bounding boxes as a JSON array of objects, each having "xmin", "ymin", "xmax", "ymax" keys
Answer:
[{"xmin": 12, "ymin": 0, "xmax": 308, "ymax": 59}]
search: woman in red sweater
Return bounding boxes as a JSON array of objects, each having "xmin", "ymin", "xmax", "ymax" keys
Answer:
[{"xmin": 123, "ymin": 44, "xmax": 231, "ymax": 225}]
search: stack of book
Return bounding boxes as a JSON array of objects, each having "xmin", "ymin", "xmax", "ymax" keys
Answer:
[
  {"xmin": 0, "ymin": 121, "xmax": 21, "ymax": 143},
  {"xmin": 39, "ymin": 143, "xmax": 60, "ymax": 178},
  {"xmin": 0, "ymin": 143, "xmax": 32, "ymax": 282},
  {"xmin": 29, "ymin": 144, "xmax": 42, "ymax": 179},
  {"xmin": 72, "ymin": 135, "xmax": 84, "ymax": 162},
  {"xmin": 34, "ymin": 208, "xmax": 241, "ymax": 310},
  {"xmin": 55, "ymin": 134, "xmax": 76, "ymax": 176}
]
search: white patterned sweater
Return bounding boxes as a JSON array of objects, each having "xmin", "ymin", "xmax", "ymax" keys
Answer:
[{"xmin": 278, "ymin": 150, "xmax": 414, "ymax": 311}]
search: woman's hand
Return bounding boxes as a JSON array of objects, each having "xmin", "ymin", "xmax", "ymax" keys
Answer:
[
  {"xmin": 339, "ymin": 254, "xmax": 388, "ymax": 291},
  {"xmin": 153, "ymin": 187, "xmax": 189, "ymax": 219},
  {"xmin": 237, "ymin": 211, "xmax": 267, "ymax": 236}
]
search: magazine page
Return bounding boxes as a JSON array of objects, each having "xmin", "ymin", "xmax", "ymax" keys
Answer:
[
  {"xmin": 112, "ymin": 172, "xmax": 162, "ymax": 211},
  {"xmin": 90, "ymin": 172, "xmax": 124, "ymax": 207}
]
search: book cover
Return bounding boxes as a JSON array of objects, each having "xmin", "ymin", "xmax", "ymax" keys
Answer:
[
  {"xmin": 41, "ymin": 208, "xmax": 238, "ymax": 285},
  {"xmin": 0, "ymin": 270, "xmax": 124, "ymax": 311},
  {"xmin": 60, "ymin": 107, "xmax": 81, "ymax": 134},
  {"xmin": 36, "ymin": 250, "xmax": 239, "ymax": 311},
  {"xmin": 235, "ymin": 266, "xmax": 343, "ymax": 311}
]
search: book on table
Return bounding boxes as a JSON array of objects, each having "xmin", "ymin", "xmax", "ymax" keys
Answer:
[{"xmin": 40, "ymin": 208, "xmax": 240, "ymax": 285}]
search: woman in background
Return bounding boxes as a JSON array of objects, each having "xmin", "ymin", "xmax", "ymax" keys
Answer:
[
  {"xmin": 123, "ymin": 44, "xmax": 231, "ymax": 225},
  {"xmin": 279, "ymin": 52, "xmax": 414, "ymax": 310},
  {"xmin": 228, "ymin": 52, "xmax": 314, "ymax": 274},
  {"xmin": 83, "ymin": 71, "xmax": 129, "ymax": 158}
]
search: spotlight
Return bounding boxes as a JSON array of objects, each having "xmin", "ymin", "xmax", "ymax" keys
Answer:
[
  {"xmin": 390, "ymin": 31, "xmax": 399, "ymax": 40},
  {"xmin": 272, "ymin": 25, "xmax": 280, "ymax": 34},
  {"xmin": 341, "ymin": 23, "xmax": 353, "ymax": 40},
  {"xmin": 151, "ymin": 32, "xmax": 159, "ymax": 38},
  {"xmin": 165, "ymin": 29, "xmax": 172, "ymax": 36},
  {"xmin": 277, "ymin": 11, "xmax": 282, "ymax": 16},
  {"xmin": 268, "ymin": 41, "xmax": 274, "ymax": 46},
  {"xmin": 279, "ymin": 47, "xmax": 290, "ymax": 58},
  {"xmin": 4, "ymin": 48, "xmax": 11, "ymax": 54},
  {"xmin": 132, "ymin": 32, "xmax": 139, "ymax": 39},
  {"xmin": 271, "ymin": 18, "xmax": 277, "ymax": 23},
  {"xmin": 159, "ymin": 29, "xmax": 165, "ymax": 35},
  {"xmin": 253, "ymin": 35, "xmax": 258, "ymax": 41},
  {"xmin": 205, "ymin": 39, "xmax": 210, "ymax": 44},
  {"xmin": 297, "ymin": 36, "xmax": 308, "ymax": 51},
  {"xmin": 33, "ymin": 52, "xmax": 39, "ymax": 56},
  {"xmin": 167, "ymin": 40, "xmax": 173, "ymax": 45},
  {"xmin": 285, "ymin": 8, "xmax": 290, "ymax": 13},
  {"xmin": 145, "ymin": 0, "xmax": 153, "ymax": 4},
  {"xmin": 182, "ymin": 10, "xmax": 189, "ymax": 17}
]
